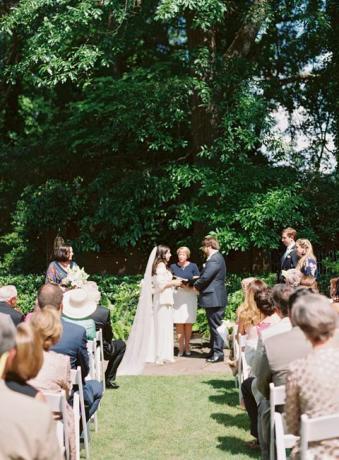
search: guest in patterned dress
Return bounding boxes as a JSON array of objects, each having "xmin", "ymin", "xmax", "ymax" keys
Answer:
[
  {"xmin": 285, "ymin": 294, "xmax": 339, "ymax": 459},
  {"xmin": 170, "ymin": 247, "xmax": 200, "ymax": 356},
  {"xmin": 295, "ymin": 239, "xmax": 318, "ymax": 290},
  {"xmin": 46, "ymin": 245, "xmax": 78, "ymax": 286}
]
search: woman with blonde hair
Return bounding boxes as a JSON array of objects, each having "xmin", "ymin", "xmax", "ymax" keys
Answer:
[
  {"xmin": 29, "ymin": 306, "xmax": 76, "ymax": 459},
  {"xmin": 170, "ymin": 246, "xmax": 200, "ymax": 356},
  {"xmin": 5, "ymin": 323, "xmax": 45, "ymax": 401},
  {"xmin": 237, "ymin": 279, "xmax": 268, "ymax": 338},
  {"xmin": 295, "ymin": 238, "xmax": 318, "ymax": 289}
]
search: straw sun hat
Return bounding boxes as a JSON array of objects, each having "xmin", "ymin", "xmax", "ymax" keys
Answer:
[{"xmin": 63, "ymin": 288, "xmax": 97, "ymax": 319}]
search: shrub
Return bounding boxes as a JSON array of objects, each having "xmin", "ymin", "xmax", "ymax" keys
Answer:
[{"xmin": 0, "ymin": 268, "xmax": 333, "ymax": 340}]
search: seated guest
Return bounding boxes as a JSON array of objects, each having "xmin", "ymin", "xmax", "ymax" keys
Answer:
[
  {"xmin": 29, "ymin": 307, "xmax": 76, "ymax": 460},
  {"xmin": 37, "ymin": 284, "xmax": 103, "ymax": 420},
  {"xmin": 62, "ymin": 288, "xmax": 97, "ymax": 340},
  {"xmin": 252, "ymin": 284, "xmax": 294, "ymax": 375},
  {"xmin": 241, "ymin": 287, "xmax": 279, "ymax": 448},
  {"xmin": 255, "ymin": 288, "xmax": 315, "ymax": 459},
  {"xmin": 5, "ymin": 322, "xmax": 45, "ymax": 401},
  {"xmin": 330, "ymin": 277, "xmax": 339, "ymax": 313},
  {"xmin": 0, "ymin": 314, "xmax": 62, "ymax": 460},
  {"xmin": 237, "ymin": 279, "xmax": 268, "ymax": 341},
  {"xmin": 295, "ymin": 238, "xmax": 318, "ymax": 289},
  {"xmin": 84, "ymin": 282, "xmax": 126, "ymax": 389},
  {"xmin": 46, "ymin": 244, "xmax": 78, "ymax": 286},
  {"xmin": 285, "ymin": 294, "xmax": 339, "ymax": 459},
  {"xmin": 0, "ymin": 285, "xmax": 23, "ymax": 326},
  {"xmin": 245, "ymin": 287, "xmax": 280, "ymax": 366}
]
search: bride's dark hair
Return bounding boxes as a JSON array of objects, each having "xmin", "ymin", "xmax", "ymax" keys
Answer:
[{"xmin": 152, "ymin": 245, "xmax": 170, "ymax": 275}]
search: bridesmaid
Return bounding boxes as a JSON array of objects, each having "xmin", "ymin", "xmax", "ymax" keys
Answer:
[{"xmin": 170, "ymin": 247, "xmax": 200, "ymax": 357}]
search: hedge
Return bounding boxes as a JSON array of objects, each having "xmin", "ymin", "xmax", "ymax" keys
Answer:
[{"xmin": 0, "ymin": 272, "xmax": 281, "ymax": 340}]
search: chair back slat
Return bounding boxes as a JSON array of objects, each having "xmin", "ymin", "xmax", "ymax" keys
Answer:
[
  {"xmin": 301, "ymin": 413, "xmax": 339, "ymax": 451},
  {"xmin": 274, "ymin": 413, "xmax": 287, "ymax": 460},
  {"xmin": 43, "ymin": 390, "xmax": 69, "ymax": 459}
]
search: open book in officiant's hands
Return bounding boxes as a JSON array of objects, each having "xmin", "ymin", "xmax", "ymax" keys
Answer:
[{"xmin": 173, "ymin": 275, "xmax": 199, "ymax": 286}]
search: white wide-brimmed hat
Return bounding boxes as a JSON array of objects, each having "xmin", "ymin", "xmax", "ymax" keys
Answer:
[{"xmin": 63, "ymin": 288, "xmax": 97, "ymax": 319}]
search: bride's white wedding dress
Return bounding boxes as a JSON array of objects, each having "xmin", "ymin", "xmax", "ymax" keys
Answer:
[
  {"xmin": 118, "ymin": 248, "xmax": 174, "ymax": 375},
  {"xmin": 151, "ymin": 262, "xmax": 174, "ymax": 364}
]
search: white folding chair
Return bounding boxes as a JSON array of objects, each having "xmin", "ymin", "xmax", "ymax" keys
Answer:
[
  {"xmin": 43, "ymin": 390, "xmax": 70, "ymax": 460},
  {"xmin": 300, "ymin": 413, "xmax": 339, "ymax": 460},
  {"xmin": 237, "ymin": 334, "xmax": 250, "ymax": 404},
  {"xmin": 71, "ymin": 366, "xmax": 90, "ymax": 459},
  {"xmin": 270, "ymin": 383, "xmax": 299, "ymax": 460},
  {"xmin": 86, "ymin": 340, "xmax": 97, "ymax": 381},
  {"xmin": 95, "ymin": 329, "xmax": 105, "ymax": 391},
  {"xmin": 232, "ymin": 326, "xmax": 240, "ymax": 389},
  {"xmin": 274, "ymin": 412, "xmax": 287, "ymax": 460}
]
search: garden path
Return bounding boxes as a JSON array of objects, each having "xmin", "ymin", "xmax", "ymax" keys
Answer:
[{"xmin": 143, "ymin": 335, "xmax": 233, "ymax": 376}]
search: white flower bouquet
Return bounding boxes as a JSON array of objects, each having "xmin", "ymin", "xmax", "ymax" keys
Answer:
[{"xmin": 62, "ymin": 266, "xmax": 89, "ymax": 289}]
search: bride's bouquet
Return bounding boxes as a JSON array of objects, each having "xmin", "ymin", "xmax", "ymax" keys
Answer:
[{"xmin": 62, "ymin": 265, "xmax": 89, "ymax": 289}]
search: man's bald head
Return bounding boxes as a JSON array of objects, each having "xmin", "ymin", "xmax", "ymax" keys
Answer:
[{"xmin": 38, "ymin": 284, "xmax": 63, "ymax": 311}]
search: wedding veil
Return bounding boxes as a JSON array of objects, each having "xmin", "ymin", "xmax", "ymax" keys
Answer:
[{"xmin": 118, "ymin": 247, "xmax": 157, "ymax": 375}]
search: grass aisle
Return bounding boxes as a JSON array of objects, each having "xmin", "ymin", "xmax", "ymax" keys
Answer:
[{"xmin": 91, "ymin": 375, "xmax": 260, "ymax": 460}]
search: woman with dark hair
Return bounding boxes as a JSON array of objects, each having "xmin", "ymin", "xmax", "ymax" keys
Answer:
[
  {"xmin": 45, "ymin": 244, "xmax": 78, "ymax": 286},
  {"xmin": 151, "ymin": 245, "xmax": 182, "ymax": 364},
  {"xmin": 118, "ymin": 245, "xmax": 181, "ymax": 375}
]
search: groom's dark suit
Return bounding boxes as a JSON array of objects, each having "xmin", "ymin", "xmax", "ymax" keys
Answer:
[
  {"xmin": 278, "ymin": 244, "xmax": 298, "ymax": 282},
  {"xmin": 194, "ymin": 252, "xmax": 227, "ymax": 358}
]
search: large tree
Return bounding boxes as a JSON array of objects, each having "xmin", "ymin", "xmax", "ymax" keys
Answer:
[{"xmin": 0, "ymin": 0, "xmax": 338, "ymax": 272}]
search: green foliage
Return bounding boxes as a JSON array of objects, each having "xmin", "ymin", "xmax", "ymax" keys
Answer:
[
  {"xmin": 0, "ymin": 0, "xmax": 338, "ymax": 271},
  {"xmin": 0, "ymin": 274, "xmax": 44, "ymax": 313}
]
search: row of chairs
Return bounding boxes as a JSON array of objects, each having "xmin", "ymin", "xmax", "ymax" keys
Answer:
[
  {"xmin": 232, "ymin": 326, "xmax": 250, "ymax": 404},
  {"xmin": 270, "ymin": 383, "xmax": 339, "ymax": 460},
  {"xmin": 43, "ymin": 329, "xmax": 106, "ymax": 459},
  {"xmin": 231, "ymin": 331, "xmax": 339, "ymax": 459}
]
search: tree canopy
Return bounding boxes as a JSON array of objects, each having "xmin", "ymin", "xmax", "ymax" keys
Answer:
[{"xmin": 0, "ymin": 0, "xmax": 338, "ymax": 272}]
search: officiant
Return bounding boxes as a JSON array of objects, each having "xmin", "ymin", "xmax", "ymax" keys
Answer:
[{"xmin": 170, "ymin": 247, "xmax": 200, "ymax": 357}]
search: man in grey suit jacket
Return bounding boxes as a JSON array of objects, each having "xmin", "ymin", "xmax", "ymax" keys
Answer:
[{"xmin": 194, "ymin": 236, "xmax": 227, "ymax": 363}]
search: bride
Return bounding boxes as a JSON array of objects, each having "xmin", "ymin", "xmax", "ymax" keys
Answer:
[{"xmin": 118, "ymin": 245, "xmax": 182, "ymax": 375}]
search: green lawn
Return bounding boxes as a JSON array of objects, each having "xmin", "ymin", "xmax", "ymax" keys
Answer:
[{"xmin": 90, "ymin": 375, "xmax": 260, "ymax": 460}]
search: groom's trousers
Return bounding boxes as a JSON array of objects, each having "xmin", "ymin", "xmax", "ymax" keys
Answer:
[{"xmin": 205, "ymin": 306, "xmax": 225, "ymax": 356}]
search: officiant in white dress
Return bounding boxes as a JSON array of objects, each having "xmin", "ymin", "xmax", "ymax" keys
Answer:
[{"xmin": 170, "ymin": 247, "xmax": 200, "ymax": 357}]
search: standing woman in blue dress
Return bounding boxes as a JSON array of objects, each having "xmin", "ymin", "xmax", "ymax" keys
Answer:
[
  {"xmin": 45, "ymin": 245, "xmax": 78, "ymax": 287},
  {"xmin": 170, "ymin": 247, "xmax": 200, "ymax": 356},
  {"xmin": 295, "ymin": 239, "xmax": 318, "ymax": 290}
]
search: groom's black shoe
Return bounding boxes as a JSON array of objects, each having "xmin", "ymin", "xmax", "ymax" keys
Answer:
[
  {"xmin": 205, "ymin": 350, "xmax": 214, "ymax": 359},
  {"xmin": 106, "ymin": 380, "xmax": 119, "ymax": 389},
  {"xmin": 206, "ymin": 354, "xmax": 224, "ymax": 363}
]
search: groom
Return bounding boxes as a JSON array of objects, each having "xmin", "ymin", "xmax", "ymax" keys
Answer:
[{"xmin": 194, "ymin": 236, "xmax": 227, "ymax": 363}]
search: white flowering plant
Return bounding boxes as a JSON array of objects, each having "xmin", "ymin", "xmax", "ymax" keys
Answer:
[{"xmin": 62, "ymin": 266, "xmax": 89, "ymax": 288}]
